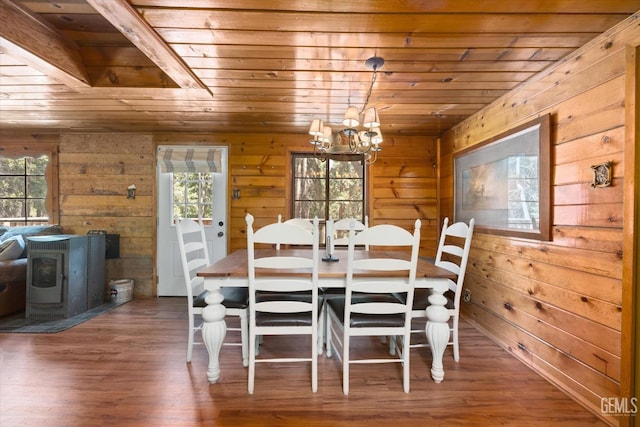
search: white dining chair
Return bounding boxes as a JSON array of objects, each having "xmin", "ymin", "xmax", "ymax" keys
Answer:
[
  {"xmin": 320, "ymin": 216, "xmax": 369, "ymax": 351},
  {"xmin": 175, "ymin": 217, "xmax": 249, "ymax": 366},
  {"xmin": 332, "ymin": 216, "xmax": 369, "ymax": 249},
  {"xmin": 245, "ymin": 213, "xmax": 321, "ymax": 394},
  {"xmin": 407, "ymin": 217, "xmax": 474, "ymax": 362},
  {"xmin": 275, "ymin": 215, "xmax": 314, "ymax": 249},
  {"xmin": 325, "ymin": 219, "xmax": 421, "ymax": 395}
]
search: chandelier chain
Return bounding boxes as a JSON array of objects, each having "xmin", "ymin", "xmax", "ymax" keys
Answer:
[{"xmin": 360, "ymin": 67, "xmax": 378, "ymax": 115}]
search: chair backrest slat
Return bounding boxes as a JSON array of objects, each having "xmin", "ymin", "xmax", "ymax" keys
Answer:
[
  {"xmin": 437, "ymin": 260, "xmax": 460, "ymax": 276},
  {"xmin": 353, "ymin": 223, "xmax": 411, "ymax": 246},
  {"xmin": 254, "ymin": 256, "xmax": 313, "ymax": 270},
  {"xmin": 350, "ymin": 281, "xmax": 413, "ymax": 294},
  {"xmin": 351, "ymin": 258, "xmax": 412, "ymax": 272},
  {"xmin": 351, "ymin": 301, "xmax": 408, "ymax": 315},
  {"xmin": 441, "ymin": 244, "xmax": 464, "ymax": 258}
]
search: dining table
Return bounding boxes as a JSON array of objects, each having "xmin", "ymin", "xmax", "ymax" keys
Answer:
[{"xmin": 197, "ymin": 248, "xmax": 457, "ymax": 385}]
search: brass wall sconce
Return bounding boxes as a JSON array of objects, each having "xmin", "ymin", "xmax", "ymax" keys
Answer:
[{"xmin": 591, "ymin": 161, "xmax": 612, "ymax": 188}]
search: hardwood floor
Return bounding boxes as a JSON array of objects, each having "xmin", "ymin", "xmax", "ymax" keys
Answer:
[{"xmin": 0, "ymin": 297, "xmax": 606, "ymax": 426}]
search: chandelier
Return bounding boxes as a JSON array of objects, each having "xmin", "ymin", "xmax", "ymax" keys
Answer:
[{"xmin": 309, "ymin": 56, "xmax": 385, "ymax": 164}]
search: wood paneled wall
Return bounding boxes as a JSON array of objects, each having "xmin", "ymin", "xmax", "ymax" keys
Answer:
[
  {"xmin": 59, "ymin": 133, "xmax": 155, "ymax": 297},
  {"xmin": 440, "ymin": 14, "xmax": 640, "ymax": 426},
  {"xmin": 154, "ymin": 132, "xmax": 440, "ymax": 256}
]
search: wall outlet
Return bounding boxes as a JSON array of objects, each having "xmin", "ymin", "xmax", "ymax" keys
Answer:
[{"xmin": 463, "ymin": 289, "xmax": 471, "ymax": 303}]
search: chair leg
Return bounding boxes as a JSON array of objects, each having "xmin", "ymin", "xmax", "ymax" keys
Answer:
[
  {"xmin": 342, "ymin": 334, "xmax": 350, "ymax": 395},
  {"xmin": 325, "ymin": 310, "xmax": 333, "ymax": 358},
  {"xmin": 312, "ymin": 329, "xmax": 318, "ymax": 392},
  {"xmin": 248, "ymin": 330, "xmax": 256, "ymax": 394},
  {"xmin": 452, "ymin": 316, "xmax": 460, "ymax": 362},
  {"xmin": 240, "ymin": 311, "xmax": 249, "ymax": 367},
  {"xmin": 255, "ymin": 335, "xmax": 260, "ymax": 356},
  {"xmin": 403, "ymin": 333, "xmax": 410, "ymax": 393},
  {"xmin": 187, "ymin": 314, "xmax": 195, "ymax": 363},
  {"xmin": 317, "ymin": 305, "xmax": 325, "ymax": 355},
  {"xmin": 389, "ymin": 336, "xmax": 397, "ymax": 355}
]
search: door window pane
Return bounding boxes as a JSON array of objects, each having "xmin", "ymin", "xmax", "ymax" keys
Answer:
[{"xmin": 172, "ymin": 172, "xmax": 214, "ymax": 225}]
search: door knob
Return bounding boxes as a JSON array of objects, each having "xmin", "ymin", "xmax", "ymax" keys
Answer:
[{"xmin": 217, "ymin": 231, "xmax": 224, "ymax": 237}]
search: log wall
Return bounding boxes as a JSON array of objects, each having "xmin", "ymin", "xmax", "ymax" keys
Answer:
[{"xmin": 440, "ymin": 14, "xmax": 640, "ymax": 426}]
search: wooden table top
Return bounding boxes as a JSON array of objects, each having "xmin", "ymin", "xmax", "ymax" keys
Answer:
[{"xmin": 198, "ymin": 248, "xmax": 456, "ymax": 280}]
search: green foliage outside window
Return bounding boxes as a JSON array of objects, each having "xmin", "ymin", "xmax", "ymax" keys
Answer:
[
  {"xmin": 507, "ymin": 155, "xmax": 539, "ymax": 229},
  {"xmin": 292, "ymin": 155, "xmax": 365, "ymax": 222},
  {"xmin": 172, "ymin": 172, "xmax": 213, "ymax": 224}
]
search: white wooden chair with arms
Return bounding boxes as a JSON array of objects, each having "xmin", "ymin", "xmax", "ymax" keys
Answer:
[
  {"xmin": 246, "ymin": 213, "xmax": 321, "ymax": 394},
  {"xmin": 175, "ymin": 217, "xmax": 249, "ymax": 366},
  {"xmin": 325, "ymin": 219, "xmax": 421, "ymax": 395}
]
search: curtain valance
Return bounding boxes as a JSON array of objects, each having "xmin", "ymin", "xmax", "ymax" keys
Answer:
[{"xmin": 157, "ymin": 147, "xmax": 221, "ymax": 173}]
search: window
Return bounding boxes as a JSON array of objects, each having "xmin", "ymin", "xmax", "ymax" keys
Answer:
[
  {"xmin": 0, "ymin": 145, "xmax": 58, "ymax": 226},
  {"xmin": 172, "ymin": 172, "xmax": 213, "ymax": 224},
  {"xmin": 291, "ymin": 154, "xmax": 365, "ymax": 224}
]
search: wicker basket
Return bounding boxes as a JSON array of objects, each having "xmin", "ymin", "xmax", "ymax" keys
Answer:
[{"xmin": 109, "ymin": 279, "xmax": 134, "ymax": 303}]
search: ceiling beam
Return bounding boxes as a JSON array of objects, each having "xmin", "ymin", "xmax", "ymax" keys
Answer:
[
  {"xmin": 0, "ymin": 0, "xmax": 90, "ymax": 88},
  {"xmin": 87, "ymin": 0, "xmax": 209, "ymax": 92}
]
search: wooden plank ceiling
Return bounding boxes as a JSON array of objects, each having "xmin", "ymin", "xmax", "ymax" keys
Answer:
[{"xmin": 1, "ymin": 0, "xmax": 639, "ymax": 136}]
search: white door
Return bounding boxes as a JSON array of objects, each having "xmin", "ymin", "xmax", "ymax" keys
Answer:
[{"xmin": 156, "ymin": 146, "xmax": 228, "ymax": 296}]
